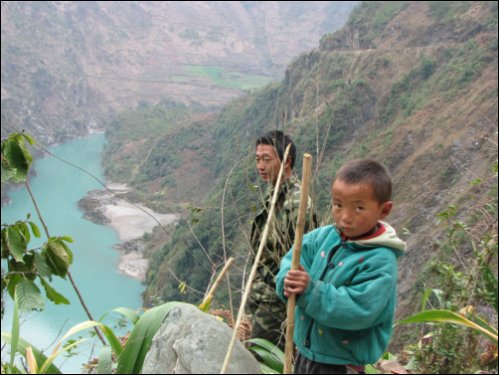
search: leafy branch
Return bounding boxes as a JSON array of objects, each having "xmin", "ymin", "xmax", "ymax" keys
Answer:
[{"xmin": 1, "ymin": 132, "xmax": 105, "ymax": 344}]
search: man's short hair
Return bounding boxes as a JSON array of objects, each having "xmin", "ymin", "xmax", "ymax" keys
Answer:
[
  {"xmin": 255, "ymin": 130, "xmax": 296, "ymax": 169},
  {"xmin": 333, "ymin": 159, "xmax": 392, "ymax": 203}
]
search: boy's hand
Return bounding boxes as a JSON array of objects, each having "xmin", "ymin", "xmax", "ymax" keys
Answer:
[{"xmin": 283, "ymin": 265, "xmax": 310, "ymax": 297}]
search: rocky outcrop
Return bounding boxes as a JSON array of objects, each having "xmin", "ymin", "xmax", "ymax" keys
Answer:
[{"xmin": 142, "ymin": 303, "xmax": 261, "ymax": 374}]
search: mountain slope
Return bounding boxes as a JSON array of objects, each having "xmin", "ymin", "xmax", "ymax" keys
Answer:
[{"xmin": 128, "ymin": 2, "xmax": 498, "ymax": 353}]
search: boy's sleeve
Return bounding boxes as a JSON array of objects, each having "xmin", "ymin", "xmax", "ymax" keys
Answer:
[
  {"xmin": 296, "ymin": 249, "xmax": 398, "ymax": 330},
  {"xmin": 276, "ymin": 230, "xmax": 316, "ymax": 302}
]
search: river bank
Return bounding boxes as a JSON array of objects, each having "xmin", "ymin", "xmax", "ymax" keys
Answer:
[{"xmin": 78, "ymin": 183, "xmax": 178, "ymax": 281}]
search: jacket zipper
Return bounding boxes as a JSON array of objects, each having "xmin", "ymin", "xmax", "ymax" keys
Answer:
[{"xmin": 304, "ymin": 240, "xmax": 344, "ymax": 349}]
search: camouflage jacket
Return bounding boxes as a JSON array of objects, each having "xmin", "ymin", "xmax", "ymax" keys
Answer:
[{"xmin": 250, "ymin": 175, "xmax": 316, "ymax": 303}]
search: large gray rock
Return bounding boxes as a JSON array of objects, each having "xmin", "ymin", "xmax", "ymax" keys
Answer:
[{"xmin": 142, "ymin": 303, "xmax": 261, "ymax": 374}]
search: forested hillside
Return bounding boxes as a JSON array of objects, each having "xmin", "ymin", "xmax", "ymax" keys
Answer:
[{"xmin": 101, "ymin": 2, "xmax": 497, "ymax": 369}]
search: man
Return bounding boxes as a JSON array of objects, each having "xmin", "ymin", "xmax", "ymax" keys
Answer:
[{"xmin": 248, "ymin": 130, "xmax": 316, "ymax": 348}]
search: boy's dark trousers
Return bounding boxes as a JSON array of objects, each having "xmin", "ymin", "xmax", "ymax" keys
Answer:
[{"xmin": 294, "ymin": 353, "xmax": 366, "ymax": 374}]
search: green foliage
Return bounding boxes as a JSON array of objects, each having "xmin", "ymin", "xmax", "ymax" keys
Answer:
[
  {"xmin": 116, "ymin": 301, "xmax": 181, "ymax": 374},
  {"xmin": 246, "ymin": 338, "xmax": 284, "ymax": 374},
  {"xmin": 182, "ymin": 65, "xmax": 272, "ymax": 90},
  {"xmin": 320, "ymin": 1, "xmax": 409, "ymax": 49},
  {"xmin": 428, "ymin": 1, "xmax": 471, "ymax": 22},
  {"xmin": 246, "ymin": 338, "xmax": 399, "ymax": 374},
  {"xmin": 97, "ymin": 10, "xmax": 498, "ymax": 374},
  {"xmin": 381, "ymin": 55, "xmax": 437, "ymax": 122},
  {"xmin": 3, "ymin": 256, "xmax": 181, "ymax": 374},
  {"xmin": 404, "ymin": 180, "xmax": 498, "ymax": 374},
  {"xmin": 370, "ymin": 2, "xmax": 409, "ymax": 31},
  {"xmin": 1, "ymin": 132, "xmax": 35, "ymax": 184},
  {"xmin": 435, "ymin": 40, "xmax": 494, "ymax": 98},
  {"xmin": 1, "ymin": 334, "xmax": 62, "ymax": 374},
  {"xmin": 1, "ymin": 292, "xmax": 102, "ymax": 374},
  {"xmin": 102, "ymin": 100, "xmax": 191, "ymax": 183},
  {"xmin": 1, "ymin": 134, "xmax": 73, "ymax": 315},
  {"xmin": 3, "ymin": 286, "xmax": 182, "ymax": 374},
  {"xmin": 1, "ymin": 222, "xmax": 73, "ymax": 311},
  {"xmin": 399, "ymin": 309, "xmax": 497, "ymax": 343}
]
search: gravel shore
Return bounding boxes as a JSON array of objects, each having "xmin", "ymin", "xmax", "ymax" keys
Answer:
[{"xmin": 79, "ymin": 183, "xmax": 178, "ymax": 281}]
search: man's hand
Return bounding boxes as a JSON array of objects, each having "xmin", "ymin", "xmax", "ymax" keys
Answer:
[{"xmin": 283, "ymin": 265, "xmax": 310, "ymax": 297}]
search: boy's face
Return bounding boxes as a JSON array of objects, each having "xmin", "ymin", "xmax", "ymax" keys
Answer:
[
  {"xmin": 255, "ymin": 144, "xmax": 281, "ymax": 184},
  {"xmin": 331, "ymin": 179, "xmax": 392, "ymax": 238}
]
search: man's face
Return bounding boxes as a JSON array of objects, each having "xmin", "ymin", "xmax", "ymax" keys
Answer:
[
  {"xmin": 255, "ymin": 144, "xmax": 281, "ymax": 184},
  {"xmin": 331, "ymin": 179, "xmax": 392, "ymax": 238}
]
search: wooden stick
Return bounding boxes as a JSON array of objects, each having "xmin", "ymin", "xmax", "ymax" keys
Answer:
[
  {"xmin": 284, "ymin": 153, "xmax": 312, "ymax": 374},
  {"xmin": 200, "ymin": 257, "xmax": 235, "ymax": 310},
  {"xmin": 221, "ymin": 144, "xmax": 292, "ymax": 374}
]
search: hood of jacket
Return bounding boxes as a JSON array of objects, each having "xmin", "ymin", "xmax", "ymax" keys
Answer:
[{"xmin": 349, "ymin": 221, "xmax": 407, "ymax": 256}]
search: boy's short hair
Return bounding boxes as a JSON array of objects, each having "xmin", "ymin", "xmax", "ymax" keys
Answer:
[
  {"xmin": 333, "ymin": 159, "xmax": 392, "ymax": 203},
  {"xmin": 256, "ymin": 130, "xmax": 296, "ymax": 169}
]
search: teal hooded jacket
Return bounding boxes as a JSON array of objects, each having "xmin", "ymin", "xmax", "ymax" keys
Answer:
[{"xmin": 276, "ymin": 222, "xmax": 406, "ymax": 365}]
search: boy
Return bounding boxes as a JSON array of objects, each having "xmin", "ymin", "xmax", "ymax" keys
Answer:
[{"xmin": 276, "ymin": 159, "xmax": 406, "ymax": 374}]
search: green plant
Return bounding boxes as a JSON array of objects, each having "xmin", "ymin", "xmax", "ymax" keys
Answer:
[
  {"xmin": 246, "ymin": 338, "xmax": 284, "ymax": 374},
  {"xmin": 399, "ymin": 309, "xmax": 497, "ymax": 344},
  {"xmin": 1, "ymin": 132, "xmax": 106, "ymax": 346},
  {"xmin": 114, "ymin": 302, "xmax": 181, "ymax": 374},
  {"xmin": 1, "ymin": 291, "xmax": 110, "ymax": 374},
  {"xmin": 246, "ymin": 338, "xmax": 401, "ymax": 374},
  {"xmin": 2, "ymin": 296, "xmax": 183, "ymax": 374},
  {"xmin": 1, "ymin": 133, "xmax": 73, "ymax": 312},
  {"xmin": 399, "ymin": 176, "xmax": 498, "ymax": 374}
]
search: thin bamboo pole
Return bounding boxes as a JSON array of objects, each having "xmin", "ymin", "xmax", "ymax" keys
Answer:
[
  {"xmin": 201, "ymin": 257, "xmax": 235, "ymax": 309},
  {"xmin": 284, "ymin": 153, "xmax": 312, "ymax": 374},
  {"xmin": 220, "ymin": 144, "xmax": 292, "ymax": 374}
]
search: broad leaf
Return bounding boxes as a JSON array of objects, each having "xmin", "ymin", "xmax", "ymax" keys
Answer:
[
  {"xmin": 6, "ymin": 274, "xmax": 23, "ymax": 298},
  {"xmin": 248, "ymin": 346, "xmax": 284, "ymax": 374},
  {"xmin": 60, "ymin": 235, "xmax": 74, "ymax": 243},
  {"xmin": 29, "ymin": 221, "xmax": 41, "ymax": 238},
  {"xmin": 8, "ymin": 253, "xmax": 36, "ymax": 281},
  {"xmin": 246, "ymin": 338, "xmax": 285, "ymax": 363},
  {"xmin": 117, "ymin": 301, "xmax": 181, "ymax": 374},
  {"xmin": 99, "ymin": 324, "xmax": 124, "ymax": 356},
  {"xmin": 2, "ymin": 140, "xmax": 30, "ymax": 182},
  {"xmin": 35, "ymin": 253, "xmax": 53, "ymax": 279},
  {"xmin": 39, "ymin": 278, "xmax": 70, "ymax": 305},
  {"xmin": 18, "ymin": 222, "xmax": 31, "ymax": 247},
  {"xmin": 45, "ymin": 240, "xmax": 73, "ymax": 277},
  {"xmin": 26, "ymin": 347, "xmax": 38, "ymax": 374},
  {"xmin": 21, "ymin": 132, "xmax": 36, "ymax": 146},
  {"xmin": 1, "ymin": 333, "xmax": 61, "ymax": 374},
  {"xmin": 10, "ymin": 290, "xmax": 20, "ymax": 368},
  {"xmin": 398, "ymin": 309, "xmax": 498, "ymax": 343},
  {"xmin": 246, "ymin": 338, "xmax": 284, "ymax": 374},
  {"xmin": 6, "ymin": 225, "xmax": 27, "ymax": 262},
  {"xmin": 259, "ymin": 362, "xmax": 280, "ymax": 374},
  {"xmin": 1, "ymin": 160, "xmax": 18, "ymax": 184},
  {"xmin": 16, "ymin": 278, "xmax": 45, "ymax": 311}
]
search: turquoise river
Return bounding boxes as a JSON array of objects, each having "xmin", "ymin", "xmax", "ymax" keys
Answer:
[{"xmin": 1, "ymin": 134, "xmax": 144, "ymax": 373}]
